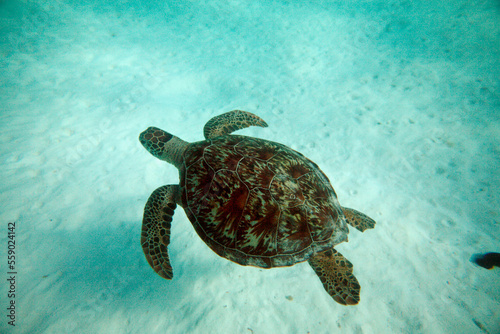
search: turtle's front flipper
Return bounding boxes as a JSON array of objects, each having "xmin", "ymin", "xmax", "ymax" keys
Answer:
[
  {"xmin": 203, "ymin": 110, "xmax": 268, "ymax": 139},
  {"xmin": 141, "ymin": 185, "xmax": 181, "ymax": 279},
  {"xmin": 308, "ymin": 249, "xmax": 360, "ymax": 305},
  {"xmin": 342, "ymin": 207, "xmax": 376, "ymax": 232}
]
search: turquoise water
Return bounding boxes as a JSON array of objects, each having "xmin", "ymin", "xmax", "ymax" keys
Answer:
[{"xmin": 1, "ymin": 1, "xmax": 499, "ymax": 333}]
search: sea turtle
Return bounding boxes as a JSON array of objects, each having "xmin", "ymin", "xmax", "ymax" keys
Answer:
[{"xmin": 139, "ymin": 110, "xmax": 376, "ymax": 305}]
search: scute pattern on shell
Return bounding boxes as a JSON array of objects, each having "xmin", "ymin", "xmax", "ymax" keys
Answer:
[{"xmin": 180, "ymin": 135, "xmax": 348, "ymax": 268}]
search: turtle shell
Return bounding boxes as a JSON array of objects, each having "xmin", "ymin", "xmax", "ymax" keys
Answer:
[{"xmin": 180, "ymin": 135, "xmax": 348, "ymax": 268}]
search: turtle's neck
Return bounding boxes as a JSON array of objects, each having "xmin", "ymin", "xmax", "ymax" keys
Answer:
[{"xmin": 163, "ymin": 136, "xmax": 188, "ymax": 169}]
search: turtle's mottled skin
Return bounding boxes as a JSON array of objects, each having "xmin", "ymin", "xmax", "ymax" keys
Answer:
[{"xmin": 139, "ymin": 110, "xmax": 376, "ymax": 305}]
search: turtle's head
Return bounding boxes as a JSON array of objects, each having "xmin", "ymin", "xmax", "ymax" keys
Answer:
[{"xmin": 139, "ymin": 127, "xmax": 188, "ymax": 168}]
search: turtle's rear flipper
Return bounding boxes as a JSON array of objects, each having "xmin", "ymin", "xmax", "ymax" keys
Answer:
[
  {"xmin": 141, "ymin": 185, "xmax": 180, "ymax": 279},
  {"xmin": 308, "ymin": 249, "xmax": 360, "ymax": 305},
  {"xmin": 342, "ymin": 207, "xmax": 376, "ymax": 232}
]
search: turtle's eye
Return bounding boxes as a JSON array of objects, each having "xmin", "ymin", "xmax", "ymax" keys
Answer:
[{"xmin": 157, "ymin": 132, "xmax": 173, "ymax": 144}]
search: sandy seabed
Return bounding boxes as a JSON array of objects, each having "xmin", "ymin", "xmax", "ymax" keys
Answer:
[{"xmin": 1, "ymin": 1, "xmax": 499, "ymax": 333}]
